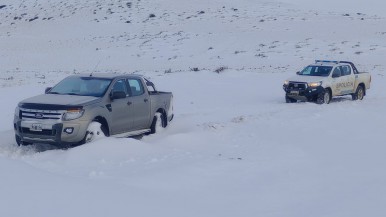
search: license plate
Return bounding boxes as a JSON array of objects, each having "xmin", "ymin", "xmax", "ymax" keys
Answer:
[
  {"xmin": 290, "ymin": 90, "xmax": 299, "ymax": 95},
  {"xmin": 31, "ymin": 123, "xmax": 43, "ymax": 131}
]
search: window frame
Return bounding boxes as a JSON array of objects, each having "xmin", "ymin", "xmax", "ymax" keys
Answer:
[
  {"xmin": 111, "ymin": 79, "xmax": 129, "ymax": 97},
  {"xmin": 127, "ymin": 79, "xmax": 145, "ymax": 97}
]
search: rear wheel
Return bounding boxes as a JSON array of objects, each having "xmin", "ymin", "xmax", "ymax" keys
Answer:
[
  {"xmin": 149, "ymin": 112, "xmax": 167, "ymax": 134},
  {"xmin": 352, "ymin": 85, "xmax": 364, "ymax": 100},
  {"xmin": 317, "ymin": 89, "xmax": 331, "ymax": 104}
]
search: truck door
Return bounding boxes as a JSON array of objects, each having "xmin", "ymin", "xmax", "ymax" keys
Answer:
[
  {"xmin": 331, "ymin": 67, "xmax": 344, "ymax": 96},
  {"xmin": 127, "ymin": 78, "xmax": 151, "ymax": 130},
  {"xmin": 340, "ymin": 65, "xmax": 355, "ymax": 94},
  {"xmin": 110, "ymin": 79, "xmax": 131, "ymax": 134}
]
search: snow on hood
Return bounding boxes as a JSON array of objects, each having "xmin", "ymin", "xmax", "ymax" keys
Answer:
[
  {"xmin": 286, "ymin": 75, "xmax": 326, "ymax": 83},
  {"xmin": 19, "ymin": 94, "xmax": 100, "ymax": 106}
]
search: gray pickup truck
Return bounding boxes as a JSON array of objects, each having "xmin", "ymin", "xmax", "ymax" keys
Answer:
[{"xmin": 13, "ymin": 73, "xmax": 174, "ymax": 148}]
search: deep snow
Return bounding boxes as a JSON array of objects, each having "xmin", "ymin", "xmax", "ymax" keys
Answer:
[{"xmin": 1, "ymin": 0, "xmax": 386, "ymax": 217}]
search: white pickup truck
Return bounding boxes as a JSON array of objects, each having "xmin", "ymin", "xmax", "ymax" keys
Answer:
[{"xmin": 283, "ymin": 60, "xmax": 371, "ymax": 104}]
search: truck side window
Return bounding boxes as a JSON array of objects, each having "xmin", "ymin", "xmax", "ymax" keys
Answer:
[
  {"xmin": 112, "ymin": 79, "xmax": 128, "ymax": 95},
  {"xmin": 332, "ymin": 67, "xmax": 342, "ymax": 78},
  {"xmin": 341, "ymin": 65, "xmax": 351, "ymax": 76},
  {"xmin": 128, "ymin": 79, "xmax": 144, "ymax": 96}
]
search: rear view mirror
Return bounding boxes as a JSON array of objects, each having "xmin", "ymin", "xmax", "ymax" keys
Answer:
[{"xmin": 110, "ymin": 91, "xmax": 126, "ymax": 100}]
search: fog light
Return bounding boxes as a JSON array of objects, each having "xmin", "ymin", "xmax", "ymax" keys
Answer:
[{"xmin": 64, "ymin": 127, "xmax": 74, "ymax": 134}]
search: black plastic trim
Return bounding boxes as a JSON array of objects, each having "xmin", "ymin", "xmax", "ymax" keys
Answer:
[
  {"xmin": 19, "ymin": 103, "xmax": 83, "ymax": 110},
  {"xmin": 284, "ymin": 85, "xmax": 325, "ymax": 101}
]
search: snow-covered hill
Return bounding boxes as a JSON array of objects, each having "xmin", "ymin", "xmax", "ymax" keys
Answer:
[
  {"xmin": 1, "ymin": 0, "xmax": 386, "ymax": 75},
  {"xmin": 1, "ymin": 0, "xmax": 386, "ymax": 217}
]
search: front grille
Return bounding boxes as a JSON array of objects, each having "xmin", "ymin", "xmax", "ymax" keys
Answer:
[
  {"xmin": 288, "ymin": 82, "xmax": 307, "ymax": 90},
  {"xmin": 21, "ymin": 127, "xmax": 56, "ymax": 136},
  {"xmin": 20, "ymin": 109, "xmax": 63, "ymax": 121}
]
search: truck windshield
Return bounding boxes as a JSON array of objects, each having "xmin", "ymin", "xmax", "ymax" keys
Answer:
[
  {"xmin": 48, "ymin": 76, "xmax": 112, "ymax": 97},
  {"xmin": 299, "ymin": 66, "xmax": 333, "ymax": 77}
]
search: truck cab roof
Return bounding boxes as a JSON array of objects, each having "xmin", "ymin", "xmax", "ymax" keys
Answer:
[
  {"xmin": 312, "ymin": 60, "xmax": 359, "ymax": 74},
  {"xmin": 75, "ymin": 73, "xmax": 145, "ymax": 80}
]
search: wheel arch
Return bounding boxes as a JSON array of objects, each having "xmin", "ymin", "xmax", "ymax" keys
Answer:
[
  {"xmin": 324, "ymin": 87, "xmax": 332, "ymax": 96},
  {"xmin": 92, "ymin": 115, "xmax": 110, "ymax": 136},
  {"xmin": 155, "ymin": 108, "xmax": 168, "ymax": 127},
  {"xmin": 358, "ymin": 83, "xmax": 366, "ymax": 95}
]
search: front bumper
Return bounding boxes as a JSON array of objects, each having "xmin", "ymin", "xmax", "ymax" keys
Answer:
[
  {"xmin": 283, "ymin": 84, "xmax": 324, "ymax": 101},
  {"xmin": 14, "ymin": 119, "xmax": 87, "ymax": 147}
]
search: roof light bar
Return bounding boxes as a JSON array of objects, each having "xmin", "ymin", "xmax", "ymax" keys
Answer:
[{"xmin": 315, "ymin": 60, "xmax": 339, "ymax": 64}]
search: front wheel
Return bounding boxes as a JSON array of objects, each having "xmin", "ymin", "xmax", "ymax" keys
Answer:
[
  {"xmin": 285, "ymin": 96, "xmax": 297, "ymax": 103},
  {"xmin": 80, "ymin": 122, "xmax": 106, "ymax": 145},
  {"xmin": 316, "ymin": 90, "xmax": 331, "ymax": 104},
  {"xmin": 149, "ymin": 112, "xmax": 167, "ymax": 134},
  {"xmin": 352, "ymin": 85, "xmax": 364, "ymax": 100},
  {"xmin": 15, "ymin": 135, "xmax": 32, "ymax": 146}
]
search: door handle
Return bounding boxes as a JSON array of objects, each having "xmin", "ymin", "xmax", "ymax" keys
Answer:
[
  {"xmin": 127, "ymin": 101, "xmax": 132, "ymax": 106},
  {"xmin": 144, "ymin": 99, "xmax": 148, "ymax": 102}
]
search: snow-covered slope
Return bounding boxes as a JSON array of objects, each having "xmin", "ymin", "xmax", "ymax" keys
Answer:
[
  {"xmin": 1, "ymin": 0, "xmax": 386, "ymax": 217},
  {"xmin": 1, "ymin": 0, "xmax": 386, "ymax": 75}
]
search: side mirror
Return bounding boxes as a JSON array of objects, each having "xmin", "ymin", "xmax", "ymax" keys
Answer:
[
  {"xmin": 45, "ymin": 87, "xmax": 52, "ymax": 93},
  {"xmin": 332, "ymin": 73, "xmax": 340, "ymax": 78},
  {"xmin": 296, "ymin": 71, "xmax": 300, "ymax": 75},
  {"xmin": 110, "ymin": 91, "xmax": 126, "ymax": 100}
]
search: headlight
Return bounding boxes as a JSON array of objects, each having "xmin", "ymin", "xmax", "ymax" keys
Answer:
[
  {"xmin": 14, "ymin": 107, "xmax": 20, "ymax": 118},
  {"xmin": 62, "ymin": 109, "xmax": 84, "ymax": 121},
  {"xmin": 284, "ymin": 80, "xmax": 289, "ymax": 85},
  {"xmin": 308, "ymin": 81, "xmax": 322, "ymax": 88}
]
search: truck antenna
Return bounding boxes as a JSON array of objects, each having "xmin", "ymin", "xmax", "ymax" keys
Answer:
[{"xmin": 90, "ymin": 59, "xmax": 103, "ymax": 77}]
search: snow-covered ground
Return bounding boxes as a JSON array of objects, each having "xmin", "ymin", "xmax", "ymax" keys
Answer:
[{"xmin": 1, "ymin": 0, "xmax": 386, "ymax": 216}]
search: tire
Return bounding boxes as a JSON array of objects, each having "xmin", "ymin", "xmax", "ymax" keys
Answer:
[
  {"xmin": 15, "ymin": 135, "xmax": 32, "ymax": 146},
  {"xmin": 80, "ymin": 122, "xmax": 106, "ymax": 145},
  {"xmin": 149, "ymin": 112, "xmax": 167, "ymax": 134},
  {"xmin": 352, "ymin": 85, "xmax": 364, "ymax": 100},
  {"xmin": 285, "ymin": 96, "xmax": 297, "ymax": 103},
  {"xmin": 317, "ymin": 89, "xmax": 331, "ymax": 104}
]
